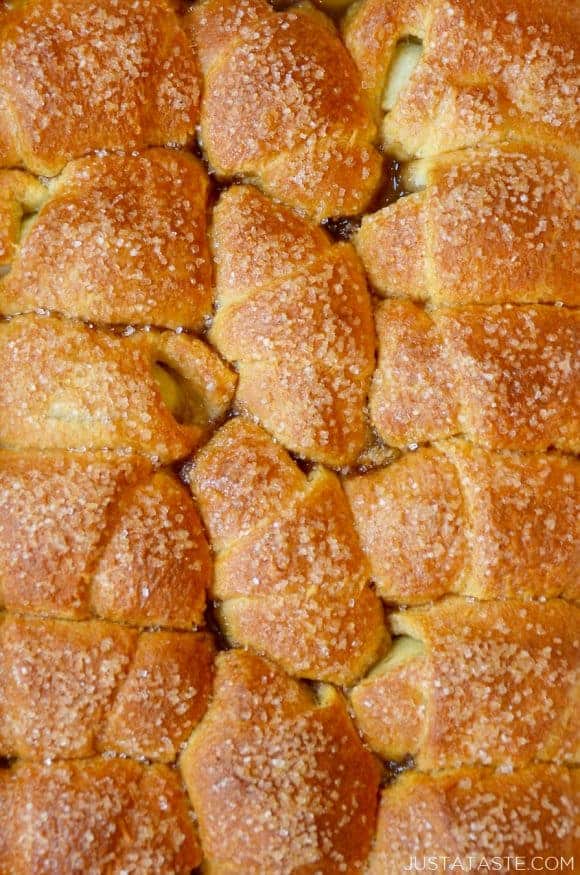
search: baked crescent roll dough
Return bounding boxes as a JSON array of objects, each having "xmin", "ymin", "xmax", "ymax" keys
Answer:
[
  {"xmin": 343, "ymin": 0, "xmax": 579, "ymax": 158},
  {"xmin": 371, "ymin": 300, "xmax": 579, "ymax": 451},
  {"xmin": 356, "ymin": 144, "xmax": 579, "ymax": 305},
  {"xmin": 0, "ymin": 0, "xmax": 200, "ymax": 176},
  {"xmin": 188, "ymin": 418, "xmax": 386, "ymax": 684},
  {"xmin": 0, "ymin": 315, "xmax": 236, "ymax": 461},
  {"xmin": 187, "ymin": 0, "xmax": 381, "ymax": 220},
  {"xmin": 344, "ymin": 441, "xmax": 579, "ymax": 603},
  {"xmin": 351, "ymin": 598, "xmax": 580, "ymax": 769},
  {"xmin": 0, "ymin": 451, "xmax": 210, "ymax": 627},
  {"xmin": 179, "ymin": 650, "xmax": 381, "ymax": 875},
  {"xmin": 0, "ymin": 615, "xmax": 214, "ymax": 762},
  {"xmin": 368, "ymin": 765, "xmax": 579, "ymax": 869},
  {"xmin": 210, "ymin": 185, "xmax": 375, "ymax": 466},
  {"xmin": 0, "ymin": 172, "xmax": 46, "ymax": 269},
  {"xmin": 0, "ymin": 758, "xmax": 201, "ymax": 875},
  {"xmin": 0, "ymin": 150, "xmax": 213, "ymax": 329}
]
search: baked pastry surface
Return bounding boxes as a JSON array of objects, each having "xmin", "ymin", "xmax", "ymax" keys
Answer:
[
  {"xmin": 0, "ymin": 0, "xmax": 200, "ymax": 175},
  {"xmin": 0, "ymin": 150, "xmax": 213, "ymax": 328},
  {"xmin": 0, "ymin": 759, "xmax": 201, "ymax": 874},
  {"xmin": 356, "ymin": 144, "xmax": 579, "ymax": 305},
  {"xmin": 368, "ymin": 765, "xmax": 579, "ymax": 868},
  {"xmin": 188, "ymin": 417, "xmax": 386, "ymax": 683},
  {"xmin": 351, "ymin": 598, "xmax": 579, "ymax": 769},
  {"xmin": 0, "ymin": 451, "xmax": 210, "ymax": 626},
  {"xmin": 0, "ymin": 0, "xmax": 577, "ymax": 869},
  {"xmin": 345, "ymin": 442, "xmax": 579, "ymax": 602},
  {"xmin": 0, "ymin": 615, "xmax": 214, "ymax": 762},
  {"xmin": 371, "ymin": 300, "xmax": 579, "ymax": 450},
  {"xmin": 210, "ymin": 184, "xmax": 375, "ymax": 466},
  {"xmin": 180, "ymin": 649, "xmax": 381, "ymax": 874},
  {"xmin": 344, "ymin": 0, "xmax": 579, "ymax": 158},
  {"xmin": 0, "ymin": 315, "xmax": 235, "ymax": 461},
  {"xmin": 188, "ymin": 0, "xmax": 382, "ymax": 219}
]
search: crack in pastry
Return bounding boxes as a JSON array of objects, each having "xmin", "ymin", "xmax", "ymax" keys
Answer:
[
  {"xmin": 343, "ymin": 0, "xmax": 579, "ymax": 159},
  {"xmin": 0, "ymin": 758, "xmax": 202, "ymax": 874},
  {"xmin": 350, "ymin": 598, "xmax": 580, "ymax": 770},
  {"xmin": 210, "ymin": 185, "xmax": 376, "ymax": 467},
  {"xmin": 0, "ymin": 315, "xmax": 236, "ymax": 462},
  {"xmin": 179, "ymin": 649, "xmax": 381, "ymax": 875},
  {"xmin": 0, "ymin": 150, "xmax": 213, "ymax": 329},
  {"xmin": 355, "ymin": 144, "xmax": 580, "ymax": 306},
  {"xmin": 344, "ymin": 441, "xmax": 579, "ymax": 603},
  {"xmin": 0, "ymin": 451, "xmax": 211, "ymax": 628},
  {"xmin": 0, "ymin": 0, "xmax": 200, "ymax": 176},
  {"xmin": 0, "ymin": 614, "xmax": 214, "ymax": 763},
  {"xmin": 370, "ymin": 300, "xmax": 579, "ymax": 451},
  {"xmin": 187, "ymin": 0, "xmax": 382, "ymax": 220},
  {"xmin": 0, "ymin": 171, "xmax": 47, "ymax": 271},
  {"xmin": 367, "ymin": 764, "xmax": 579, "ymax": 868},
  {"xmin": 187, "ymin": 417, "xmax": 387, "ymax": 685}
]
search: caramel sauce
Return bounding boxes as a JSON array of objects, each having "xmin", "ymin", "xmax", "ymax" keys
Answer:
[
  {"xmin": 382, "ymin": 754, "xmax": 415, "ymax": 786},
  {"xmin": 323, "ymin": 155, "xmax": 407, "ymax": 242}
]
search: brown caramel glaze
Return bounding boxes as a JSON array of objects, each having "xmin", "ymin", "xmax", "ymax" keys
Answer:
[{"xmin": 322, "ymin": 154, "xmax": 407, "ymax": 242}]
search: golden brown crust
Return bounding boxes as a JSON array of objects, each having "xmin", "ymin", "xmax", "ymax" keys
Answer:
[
  {"xmin": 344, "ymin": 0, "xmax": 579, "ymax": 158},
  {"xmin": 371, "ymin": 300, "xmax": 580, "ymax": 451},
  {"xmin": 188, "ymin": 0, "xmax": 381, "ymax": 220},
  {"xmin": 0, "ymin": 150, "xmax": 213, "ymax": 328},
  {"xmin": 0, "ymin": 450, "xmax": 211, "ymax": 627},
  {"xmin": 188, "ymin": 417, "xmax": 386, "ymax": 684},
  {"xmin": 0, "ymin": 758, "xmax": 201, "ymax": 874},
  {"xmin": 0, "ymin": 315, "xmax": 236, "ymax": 461},
  {"xmin": 179, "ymin": 649, "xmax": 381, "ymax": 875},
  {"xmin": 356, "ymin": 144, "xmax": 580, "ymax": 305},
  {"xmin": 0, "ymin": 614, "xmax": 214, "ymax": 762},
  {"xmin": 345, "ymin": 442, "xmax": 580, "ymax": 603},
  {"xmin": 0, "ymin": 0, "xmax": 200, "ymax": 175},
  {"xmin": 210, "ymin": 185, "xmax": 375, "ymax": 466},
  {"xmin": 367, "ymin": 765, "xmax": 579, "ymax": 868},
  {"xmin": 351, "ymin": 598, "xmax": 580, "ymax": 769}
]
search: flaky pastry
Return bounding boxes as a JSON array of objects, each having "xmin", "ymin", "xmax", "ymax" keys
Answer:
[
  {"xmin": 180, "ymin": 649, "xmax": 381, "ymax": 875},
  {"xmin": 345, "ymin": 441, "xmax": 579, "ymax": 603},
  {"xmin": 371, "ymin": 300, "xmax": 579, "ymax": 451},
  {"xmin": 0, "ymin": 315, "xmax": 236, "ymax": 461},
  {"xmin": 210, "ymin": 185, "xmax": 375, "ymax": 466},
  {"xmin": 0, "ymin": 615, "xmax": 213, "ymax": 762},
  {"xmin": 0, "ymin": 0, "xmax": 200, "ymax": 175},
  {"xmin": 0, "ymin": 450, "xmax": 211, "ymax": 626},
  {"xmin": 188, "ymin": 0, "xmax": 382, "ymax": 220},
  {"xmin": 188, "ymin": 418, "xmax": 386, "ymax": 684},
  {"xmin": 351, "ymin": 598, "xmax": 579, "ymax": 769},
  {"xmin": 0, "ymin": 150, "xmax": 213, "ymax": 328}
]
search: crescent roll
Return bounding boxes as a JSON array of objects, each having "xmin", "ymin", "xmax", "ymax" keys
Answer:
[
  {"xmin": 0, "ymin": 615, "xmax": 214, "ymax": 763},
  {"xmin": 0, "ymin": 315, "xmax": 236, "ymax": 461},
  {"xmin": 350, "ymin": 598, "xmax": 580, "ymax": 769},
  {"xmin": 344, "ymin": 442, "xmax": 579, "ymax": 604},
  {"xmin": 368, "ymin": 765, "xmax": 579, "ymax": 869},
  {"xmin": 0, "ymin": 150, "xmax": 212, "ymax": 329},
  {"xmin": 0, "ymin": 451, "xmax": 210, "ymax": 627},
  {"xmin": 0, "ymin": 0, "xmax": 199, "ymax": 176},
  {"xmin": 187, "ymin": 418, "xmax": 386, "ymax": 685},
  {"xmin": 210, "ymin": 185, "xmax": 375, "ymax": 467},
  {"xmin": 187, "ymin": 0, "xmax": 381, "ymax": 220},
  {"xmin": 179, "ymin": 650, "xmax": 381, "ymax": 875},
  {"xmin": 0, "ymin": 758, "xmax": 201, "ymax": 875},
  {"xmin": 356, "ymin": 144, "xmax": 580, "ymax": 306},
  {"xmin": 343, "ymin": 0, "xmax": 579, "ymax": 158},
  {"xmin": 371, "ymin": 300, "xmax": 579, "ymax": 451}
]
